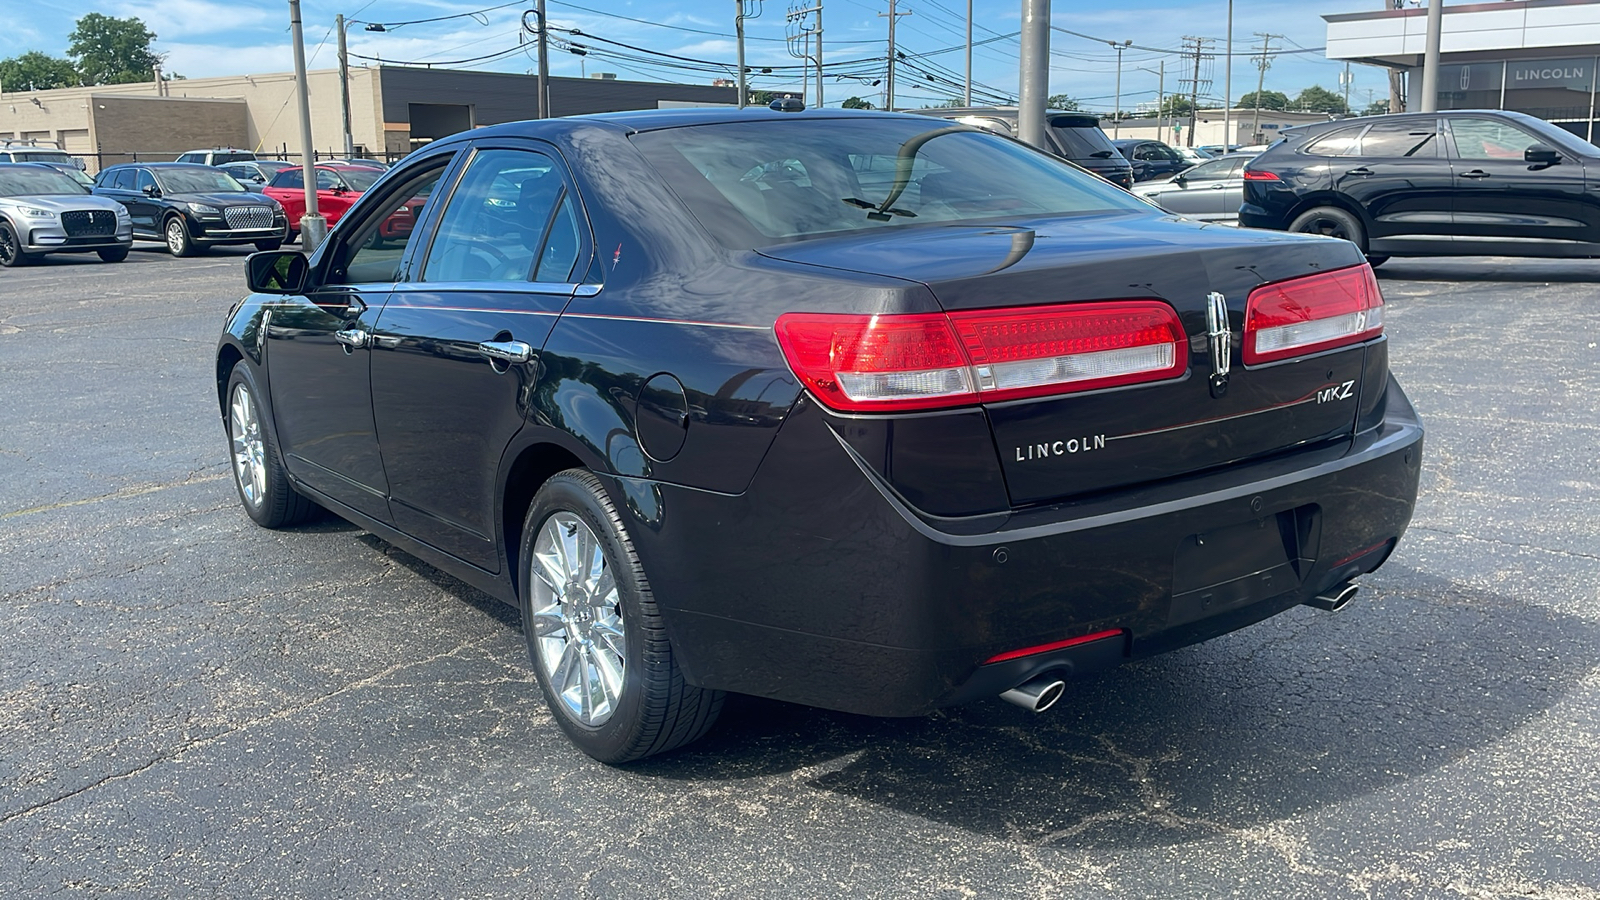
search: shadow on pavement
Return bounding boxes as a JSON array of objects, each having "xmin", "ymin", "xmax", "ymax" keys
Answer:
[{"xmin": 631, "ymin": 566, "xmax": 1598, "ymax": 850}]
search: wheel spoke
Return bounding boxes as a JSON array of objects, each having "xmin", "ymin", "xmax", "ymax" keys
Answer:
[
  {"xmin": 551, "ymin": 639, "xmax": 580, "ymax": 693},
  {"xmin": 529, "ymin": 604, "xmax": 564, "ymax": 637},
  {"xmin": 531, "ymin": 547, "xmax": 565, "ymax": 594},
  {"xmin": 529, "ymin": 509, "xmax": 628, "ymax": 726},
  {"xmin": 577, "ymin": 646, "xmax": 595, "ymax": 720},
  {"xmin": 593, "ymin": 621, "xmax": 625, "ymax": 660}
]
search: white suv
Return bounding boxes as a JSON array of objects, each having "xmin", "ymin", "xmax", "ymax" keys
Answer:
[{"xmin": 175, "ymin": 148, "xmax": 257, "ymax": 166}]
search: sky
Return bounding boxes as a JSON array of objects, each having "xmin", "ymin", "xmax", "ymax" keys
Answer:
[{"xmin": 5, "ymin": 0, "xmax": 1400, "ymax": 112}]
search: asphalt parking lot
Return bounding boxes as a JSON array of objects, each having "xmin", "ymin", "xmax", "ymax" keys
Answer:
[{"xmin": 2, "ymin": 244, "xmax": 1598, "ymax": 899}]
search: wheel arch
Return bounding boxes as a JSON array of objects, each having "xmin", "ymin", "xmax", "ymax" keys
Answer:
[
  {"xmin": 1283, "ymin": 191, "xmax": 1375, "ymax": 243},
  {"xmin": 216, "ymin": 344, "xmax": 245, "ymax": 414},
  {"xmin": 500, "ymin": 438, "xmax": 591, "ymax": 599}
]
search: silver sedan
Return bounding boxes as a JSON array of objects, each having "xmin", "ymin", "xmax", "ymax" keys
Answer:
[{"xmin": 1131, "ymin": 152, "xmax": 1255, "ymax": 223}]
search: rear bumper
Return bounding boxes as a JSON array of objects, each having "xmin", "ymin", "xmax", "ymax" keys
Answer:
[{"xmin": 616, "ymin": 377, "xmax": 1423, "ymax": 717}]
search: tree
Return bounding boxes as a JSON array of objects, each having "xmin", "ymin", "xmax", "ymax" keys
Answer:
[
  {"xmin": 1294, "ymin": 85, "xmax": 1347, "ymax": 115},
  {"xmin": 1151, "ymin": 96, "xmax": 1193, "ymax": 119},
  {"xmin": 1046, "ymin": 94, "xmax": 1081, "ymax": 111},
  {"xmin": 1237, "ymin": 90, "xmax": 1288, "ymax": 111},
  {"xmin": 0, "ymin": 51, "xmax": 79, "ymax": 91},
  {"xmin": 748, "ymin": 89, "xmax": 779, "ymax": 106},
  {"xmin": 68, "ymin": 13, "xmax": 162, "ymax": 86},
  {"xmin": 841, "ymin": 96, "xmax": 874, "ymax": 110},
  {"xmin": 1361, "ymin": 99, "xmax": 1391, "ymax": 116}
]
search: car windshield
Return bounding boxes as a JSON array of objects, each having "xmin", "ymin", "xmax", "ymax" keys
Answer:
[
  {"xmin": 338, "ymin": 168, "xmax": 382, "ymax": 192},
  {"xmin": 157, "ymin": 168, "xmax": 248, "ymax": 194},
  {"xmin": 0, "ymin": 167, "xmax": 88, "ymax": 196},
  {"xmin": 633, "ymin": 117, "xmax": 1147, "ymax": 247},
  {"xmin": 13, "ymin": 151, "xmax": 76, "ymax": 166}
]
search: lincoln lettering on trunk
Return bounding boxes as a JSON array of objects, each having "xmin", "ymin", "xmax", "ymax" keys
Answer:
[{"xmin": 1015, "ymin": 434, "xmax": 1108, "ymax": 461}]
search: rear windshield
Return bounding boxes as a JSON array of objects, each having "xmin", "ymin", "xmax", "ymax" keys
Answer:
[
  {"xmin": 211, "ymin": 152, "xmax": 256, "ymax": 165},
  {"xmin": 1048, "ymin": 117, "xmax": 1118, "ymax": 159},
  {"xmin": 633, "ymin": 117, "xmax": 1146, "ymax": 248},
  {"xmin": 0, "ymin": 167, "xmax": 87, "ymax": 196},
  {"xmin": 156, "ymin": 168, "xmax": 248, "ymax": 194}
]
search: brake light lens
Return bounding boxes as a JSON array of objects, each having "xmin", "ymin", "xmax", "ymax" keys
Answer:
[
  {"xmin": 774, "ymin": 302, "xmax": 1185, "ymax": 413},
  {"xmin": 1242, "ymin": 169, "xmax": 1280, "ymax": 181},
  {"xmin": 1243, "ymin": 264, "xmax": 1384, "ymax": 365}
]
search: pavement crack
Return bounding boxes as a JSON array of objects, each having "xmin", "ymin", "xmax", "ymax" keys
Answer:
[
  {"xmin": 1407, "ymin": 525, "xmax": 1600, "ymax": 562},
  {"xmin": 0, "ymin": 472, "xmax": 229, "ymax": 521}
]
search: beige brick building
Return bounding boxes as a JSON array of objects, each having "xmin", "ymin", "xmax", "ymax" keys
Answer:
[{"xmin": 1, "ymin": 66, "xmax": 735, "ymax": 172}]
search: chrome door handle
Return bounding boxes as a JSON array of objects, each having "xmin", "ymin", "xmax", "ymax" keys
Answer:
[
  {"xmin": 1345, "ymin": 167, "xmax": 1374, "ymax": 176},
  {"xmin": 334, "ymin": 328, "xmax": 369, "ymax": 349},
  {"xmin": 1460, "ymin": 170, "xmax": 1491, "ymax": 179},
  {"xmin": 477, "ymin": 340, "xmax": 533, "ymax": 364}
]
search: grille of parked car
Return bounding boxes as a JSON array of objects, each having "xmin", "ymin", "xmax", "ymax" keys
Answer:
[
  {"xmin": 61, "ymin": 210, "xmax": 117, "ymax": 237},
  {"xmin": 223, "ymin": 206, "xmax": 274, "ymax": 230}
]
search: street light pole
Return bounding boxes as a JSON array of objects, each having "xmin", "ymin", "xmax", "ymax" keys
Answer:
[
  {"xmin": 287, "ymin": 0, "xmax": 326, "ymax": 250},
  {"xmin": 736, "ymin": 1, "xmax": 747, "ymax": 108},
  {"xmin": 1017, "ymin": 0, "xmax": 1050, "ymax": 149},
  {"xmin": 1223, "ymin": 0, "xmax": 1233, "ymax": 151},
  {"xmin": 336, "ymin": 14, "xmax": 354, "ymax": 159},
  {"xmin": 1420, "ymin": 0, "xmax": 1443, "ymax": 112},
  {"xmin": 965, "ymin": 0, "xmax": 973, "ymax": 107}
]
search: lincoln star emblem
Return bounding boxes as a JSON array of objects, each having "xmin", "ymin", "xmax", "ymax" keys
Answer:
[{"xmin": 1206, "ymin": 291, "xmax": 1231, "ymax": 398}]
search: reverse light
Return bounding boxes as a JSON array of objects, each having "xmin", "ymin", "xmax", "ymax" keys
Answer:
[
  {"xmin": 1244, "ymin": 264, "xmax": 1384, "ymax": 365},
  {"xmin": 1242, "ymin": 170, "xmax": 1280, "ymax": 181},
  {"xmin": 774, "ymin": 302, "xmax": 1186, "ymax": 413}
]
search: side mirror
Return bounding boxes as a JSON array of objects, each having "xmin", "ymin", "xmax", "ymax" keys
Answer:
[
  {"xmin": 142, "ymin": 184, "xmax": 160, "ymax": 197},
  {"xmin": 1525, "ymin": 144, "xmax": 1561, "ymax": 165},
  {"xmin": 1174, "ymin": 174, "xmax": 1188, "ymax": 186},
  {"xmin": 246, "ymin": 250, "xmax": 310, "ymax": 295}
]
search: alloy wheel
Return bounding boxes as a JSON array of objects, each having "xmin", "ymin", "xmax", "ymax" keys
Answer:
[
  {"xmin": 0, "ymin": 226, "xmax": 17, "ymax": 265},
  {"xmin": 1296, "ymin": 215, "xmax": 1351, "ymax": 241},
  {"xmin": 528, "ymin": 512, "xmax": 627, "ymax": 726},
  {"xmin": 166, "ymin": 219, "xmax": 186, "ymax": 255},
  {"xmin": 229, "ymin": 382, "xmax": 266, "ymax": 508}
]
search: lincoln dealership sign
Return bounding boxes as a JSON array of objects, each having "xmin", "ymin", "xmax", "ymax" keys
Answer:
[{"xmin": 1507, "ymin": 60, "xmax": 1593, "ymax": 90}]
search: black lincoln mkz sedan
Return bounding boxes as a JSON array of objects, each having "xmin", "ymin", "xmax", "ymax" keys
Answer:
[{"xmin": 218, "ymin": 107, "xmax": 1423, "ymax": 763}]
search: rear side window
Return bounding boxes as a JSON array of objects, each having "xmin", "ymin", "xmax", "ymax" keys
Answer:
[
  {"xmin": 272, "ymin": 169, "xmax": 304, "ymax": 189},
  {"xmin": 1302, "ymin": 126, "xmax": 1364, "ymax": 157},
  {"xmin": 1357, "ymin": 121, "xmax": 1437, "ymax": 158},
  {"xmin": 110, "ymin": 168, "xmax": 136, "ymax": 190}
]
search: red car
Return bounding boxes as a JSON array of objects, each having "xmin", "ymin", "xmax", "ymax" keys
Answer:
[{"xmin": 263, "ymin": 164, "xmax": 384, "ymax": 240}]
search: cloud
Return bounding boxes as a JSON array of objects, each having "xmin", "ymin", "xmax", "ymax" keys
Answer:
[{"xmin": 110, "ymin": 0, "xmax": 274, "ymax": 41}]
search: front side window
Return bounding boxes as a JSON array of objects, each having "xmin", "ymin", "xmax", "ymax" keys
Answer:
[
  {"xmin": 1449, "ymin": 117, "xmax": 1541, "ymax": 160},
  {"xmin": 136, "ymin": 169, "xmax": 157, "ymax": 193},
  {"xmin": 108, "ymin": 168, "xmax": 135, "ymax": 191},
  {"xmin": 328, "ymin": 164, "xmax": 448, "ymax": 286},
  {"xmin": 315, "ymin": 169, "xmax": 342, "ymax": 191},
  {"xmin": 421, "ymin": 148, "xmax": 569, "ymax": 283},
  {"xmin": 634, "ymin": 118, "xmax": 1146, "ymax": 247}
]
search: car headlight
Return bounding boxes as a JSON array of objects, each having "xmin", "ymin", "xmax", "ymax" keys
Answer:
[
  {"xmin": 112, "ymin": 205, "xmax": 131, "ymax": 219},
  {"xmin": 18, "ymin": 207, "xmax": 56, "ymax": 219},
  {"xmin": 186, "ymin": 202, "xmax": 222, "ymax": 217}
]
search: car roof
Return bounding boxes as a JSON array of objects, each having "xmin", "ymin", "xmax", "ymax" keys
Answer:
[{"xmin": 0, "ymin": 162, "xmax": 58, "ymax": 169}]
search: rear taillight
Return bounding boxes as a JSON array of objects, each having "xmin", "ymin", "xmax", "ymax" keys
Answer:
[
  {"xmin": 1242, "ymin": 169, "xmax": 1280, "ymax": 181},
  {"xmin": 1243, "ymin": 264, "xmax": 1384, "ymax": 365},
  {"xmin": 774, "ymin": 302, "xmax": 1186, "ymax": 413}
]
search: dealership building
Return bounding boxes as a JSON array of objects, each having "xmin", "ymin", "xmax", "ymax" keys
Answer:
[
  {"xmin": 0, "ymin": 65, "xmax": 736, "ymax": 172},
  {"xmin": 1326, "ymin": 0, "xmax": 1600, "ymax": 140}
]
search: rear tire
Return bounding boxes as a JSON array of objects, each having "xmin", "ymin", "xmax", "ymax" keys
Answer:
[
  {"xmin": 98, "ymin": 246, "xmax": 130, "ymax": 263},
  {"xmin": 224, "ymin": 363, "xmax": 318, "ymax": 528},
  {"xmin": 1288, "ymin": 206, "xmax": 1367, "ymax": 252},
  {"xmin": 0, "ymin": 222, "xmax": 33, "ymax": 267},
  {"xmin": 521, "ymin": 469, "xmax": 724, "ymax": 764}
]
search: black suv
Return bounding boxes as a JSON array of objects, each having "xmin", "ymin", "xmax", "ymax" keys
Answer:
[
  {"xmin": 94, "ymin": 163, "xmax": 288, "ymax": 256},
  {"xmin": 913, "ymin": 107, "xmax": 1135, "ymax": 188},
  {"xmin": 1240, "ymin": 110, "xmax": 1600, "ymax": 264},
  {"xmin": 1112, "ymin": 138, "xmax": 1191, "ymax": 182}
]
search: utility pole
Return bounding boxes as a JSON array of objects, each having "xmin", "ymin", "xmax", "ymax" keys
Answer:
[
  {"xmin": 1178, "ymin": 36, "xmax": 1212, "ymax": 148},
  {"xmin": 287, "ymin": 0, "xmax": 325, "ymax": 250},
  {"xmin": 337, "ymin": 14, "xmax": 354, "ymax": 158},
  {"xmin": 1109, "ymin": 39, "xmax": 1130, "ymax": 138},
  {"xmin": 1158, "ymin": 59, "xmax": 1165, "ymax": 139},
  {"xmin": 879, "ymin": 0, "xmax": 910, "ymax": 111},
  {"xmin": 538, "ymin": 0, "xmax": 550, "ymax": 117},
  {"xmin": 1017, "ymin": 0, "xmax": 1050, "ymax": 148},
  {"xmin": 816, "ymin": 4, "xmax": 824, "ymax": 107},
  {"xmin": 965, "ymin": 0, "xmax": 973, "ymax": 106},
  {"xmin": 1223, "ymin": 0, "xmax": 1233, "ymax": 151},
  {"xmin": 1420, "ymin": 0, "xmax": 1443, "ymax": 112},
  {"xmin": 736, "ymin": 1, "xmax": 747, "ymax": 108},
  {"xmin": 1341, "ymin": 61, "xmax": 1352, "ymax": 116},
  {"xmin": 1387, "ymin": 0, "xmax": 1405, "ymax": 112},
  {"xmin": 1249, "ymin": 32, "xmax": 1283, "ymax": 144},
  {"xmin": 786, "ymin": 3, "xmax": 822, "ymax": 106}
]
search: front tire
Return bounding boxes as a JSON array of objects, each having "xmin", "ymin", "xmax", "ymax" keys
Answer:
[
  {"xmin": 521, "ymin": 470, "xmax": 724, "ymax": 764},
  {"xmin": 98, "ymin": 246, "xmax": 130, "ymax": 263},
  {"xmin": 1288, "ymin": 206, "xmax": 1367, "ymax": 252},
  {"xmin": 0, "ymin": 222, "xmax": 34, "ymax": 267},
  {"xmin": 225, "ymin": 363, "xmax": 318, "ymax": 528},
  {"xmin": 164, "ymin": 215, "xmax": 197, "ymax": 257}
]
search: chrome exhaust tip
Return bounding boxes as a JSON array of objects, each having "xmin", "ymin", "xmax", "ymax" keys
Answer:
[
  {"xmin": 1304, "ymin": 582, "xmax": 1359, "ymax": 613},
  {"xmin": 1000, "ymin": 674, "xmax": 1068, "ymax": 713}
]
